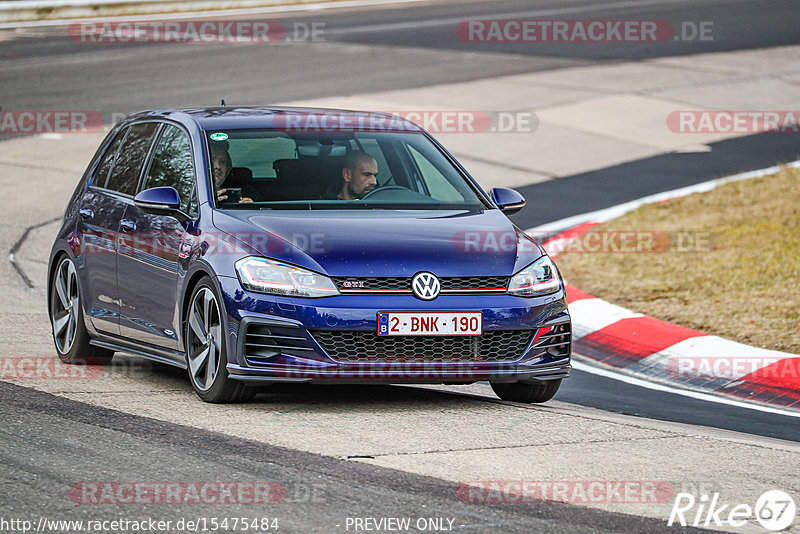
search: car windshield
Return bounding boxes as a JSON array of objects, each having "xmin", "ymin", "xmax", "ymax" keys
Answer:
[{"xmin": 205, "ymin": 129, "xmax": 487, "ymax": 210}]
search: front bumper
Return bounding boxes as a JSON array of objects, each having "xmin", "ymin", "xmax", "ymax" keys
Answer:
[
  {"xmin": 216, "ymin": 275, "xmax": 571, "ymax": 384},
  {"xmin": 227, "ymin": 361, "xmax": 571, "ymax": 384}
]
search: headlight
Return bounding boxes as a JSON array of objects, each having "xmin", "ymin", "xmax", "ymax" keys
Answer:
[
  {"xmin": 507, "ymin": 255, "xmax": 561, "ymax": 296},
  {"xmin": 235, "ymin": 257, "xmax": 339, "ymax": 298}
]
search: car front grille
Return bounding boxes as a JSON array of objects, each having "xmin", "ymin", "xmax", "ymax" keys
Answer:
[
  {"xmin": 310, "ymin": 329, "xmax": 534, "ymax": 363},
  {"xmin": 332, "ymin": 276, "xmax": 508, "ymax": 294},
  {"xmin": 441, "ymin": 276, "xmax": 508, "ymax": 290},
  {"xmin": 242, "ymin": 321, "xmax": 570, "ymax": 366}
]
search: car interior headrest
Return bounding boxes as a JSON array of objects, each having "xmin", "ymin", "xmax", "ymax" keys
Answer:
[{"xmin": 228, "ymin": 167, "xmax": 253, "ymax": 184}]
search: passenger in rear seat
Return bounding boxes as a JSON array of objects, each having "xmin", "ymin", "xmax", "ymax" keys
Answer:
[{"xmin": 333, "ymin": 151, "xmax": 378, "ymax": 200}]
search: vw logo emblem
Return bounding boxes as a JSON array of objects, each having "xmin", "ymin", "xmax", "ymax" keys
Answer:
[{"xmin": 412, "ymin": 272, "xmax": 441, "ymax": 300}]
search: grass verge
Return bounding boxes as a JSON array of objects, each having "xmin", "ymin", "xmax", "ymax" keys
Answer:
[{"xmin": 554, "ymin": 166, "xmax": 800, "ymax": 354}]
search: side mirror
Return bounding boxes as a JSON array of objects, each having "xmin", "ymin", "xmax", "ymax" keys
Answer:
[
  {"xmin": 490, "ymin": 187, "xmax": 526, "ymax": 215},
  {"xmin": 134, "ymin": 187, "xmax": 188, "ymax": 222}
]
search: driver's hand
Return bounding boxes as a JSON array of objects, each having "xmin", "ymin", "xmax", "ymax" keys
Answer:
[
  {"xmin": 216, "ymin": 188, "xmax": 228, "ymax": 202},
  {"xmin": 240, "ymin": 197, "xmax": 253, "ymax": 203}
]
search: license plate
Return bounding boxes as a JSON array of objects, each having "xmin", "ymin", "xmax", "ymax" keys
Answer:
[{"xmin": 377, "ymin": 312, "xmax": 482, "ymax": 336}]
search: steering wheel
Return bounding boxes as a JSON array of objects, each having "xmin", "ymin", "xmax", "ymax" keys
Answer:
[{"xmin": 360, "ymin": 185, "xmax": 411, "ymax": 200}]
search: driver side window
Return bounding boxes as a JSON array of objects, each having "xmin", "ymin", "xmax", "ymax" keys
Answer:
[{"xmin": 143, "ymin": 125, "xmax": 196, "ymax": 214}]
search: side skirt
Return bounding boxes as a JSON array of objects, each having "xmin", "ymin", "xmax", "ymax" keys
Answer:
[{"xmin": 89, "ymin": 339, "xmax": 188, "ymax": 370}]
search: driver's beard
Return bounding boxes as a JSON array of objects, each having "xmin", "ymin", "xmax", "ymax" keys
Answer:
[
  {"xmin": 215, "ymin": 168, "xmax": 231, "ymax": 189},
  {"xmin": 348, "ymin": 183, "xmax": 362, "ymax": 199}
]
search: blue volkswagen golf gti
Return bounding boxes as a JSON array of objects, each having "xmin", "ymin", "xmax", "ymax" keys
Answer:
[{"xmin": 47, "ymin": 107, "xmax": 571, "ymax": 403}]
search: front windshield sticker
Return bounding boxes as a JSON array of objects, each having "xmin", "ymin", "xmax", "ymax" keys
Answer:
[{"xmin": 209, "ymin": 132, "xmax": 228, "ymax": 141}]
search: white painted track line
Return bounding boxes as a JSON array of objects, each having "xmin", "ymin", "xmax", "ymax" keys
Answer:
[{"xmin": 573, "ymin": 359, "xmax": 800, "ymax": 419}]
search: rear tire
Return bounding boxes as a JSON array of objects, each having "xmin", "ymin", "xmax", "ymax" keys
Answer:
[
  {"xmin": 491, "ymin": 379, "xmax": 562, "ymax": 403},
  {"xmin": 184, "ymin": 277, "xmax": 254, "ymax": 403},
  {"xmin": 49, "ymin": 256, "xmax": 114, "ymax": 365}
]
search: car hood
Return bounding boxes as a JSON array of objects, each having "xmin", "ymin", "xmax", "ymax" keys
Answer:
[{"xmin": 211, "ymin": 209, "xmax": 544, "ymax": 277}]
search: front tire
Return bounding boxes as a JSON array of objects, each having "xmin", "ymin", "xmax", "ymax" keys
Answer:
[
  {"xmin": 49, "ymin": 256, "xmax": 113, "ymax": 365},
  {"xmin": 491, "ymin": 379, "xmax": 562, "ymax": 403},
  {"xmin": 185, "ymin": 277, "xmax": 254, "ymax": 403}
]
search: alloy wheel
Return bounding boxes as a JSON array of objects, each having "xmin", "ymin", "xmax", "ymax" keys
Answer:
[
  {"xmin": 186, "ymin": 287, "xmax": 223, "ymax": 391},
  {"xmin": 51, "ymin": 258, "xmax": 80, "ymax": 354}
]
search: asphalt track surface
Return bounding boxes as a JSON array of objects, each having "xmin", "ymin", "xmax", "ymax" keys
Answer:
[
  {"xmin": 1, "ymin": 380, "xmax": 712, "ymax": 534},
  {"xmin": 2, "ymin": 0, "xmax": 800, "ymax": 124},
  {"xmin": 1, "ymin": 0, "xmax": 799, "ymax": 531}
]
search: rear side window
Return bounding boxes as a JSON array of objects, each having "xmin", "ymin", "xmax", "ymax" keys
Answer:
[
  {"xmin": 105, "ymin": 122, "xmax": 159, "ymax": 196},
  {"xmin": 228, "ymin": 137, "xmax": 295, "ymax": 178},
  {"xmin": 92, "ymin": 129, "xmax": 126, "ymax": 188},
  {"xmin": 142, "ymin": 124, "xmax": 196, "ymax": 213}
]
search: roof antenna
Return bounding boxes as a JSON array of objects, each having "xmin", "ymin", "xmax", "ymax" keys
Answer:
[{"xmin": 221, "ymin": 99, "xmax": 226, "ymax": 107}]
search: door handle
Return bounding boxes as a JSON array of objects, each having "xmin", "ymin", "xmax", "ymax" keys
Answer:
[
  {"xmin": 120, "ymin": 219, "xmax": 137, "ymax": 233},
  {"xmin": 79, "ymin": 208, "xmax": 94, "ymax": 220}
]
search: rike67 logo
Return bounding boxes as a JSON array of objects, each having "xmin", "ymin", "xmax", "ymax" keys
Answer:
[{"xmin": 668, "ymin": 490, "xmax": 796, "ymax": 531}]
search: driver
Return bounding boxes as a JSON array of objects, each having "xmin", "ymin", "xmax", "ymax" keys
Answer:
[
  {"xmin": 335, "ymin": 151, "xmax": 378, "ymax": 200},
  {"xmin": 210, "ymin": 141, "xmax": 257, "ymax": 204}
]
